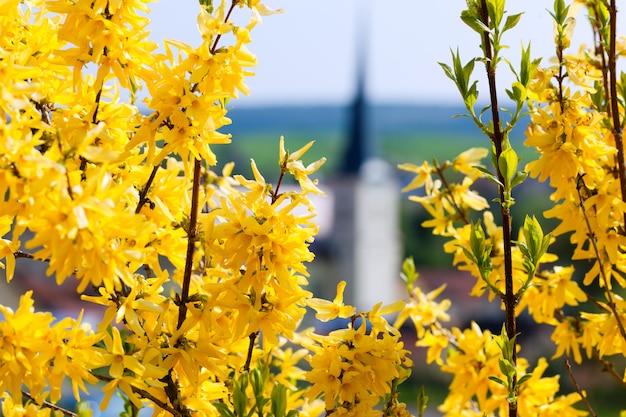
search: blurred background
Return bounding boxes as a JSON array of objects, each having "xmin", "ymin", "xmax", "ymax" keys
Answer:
[{"xmin": 2, "ymin": 1, "xmax": 625, "ymax": 415}]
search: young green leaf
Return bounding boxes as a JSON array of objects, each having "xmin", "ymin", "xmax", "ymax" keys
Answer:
[
  {"xmin": 400, "ymin": 257, "xmax": 419, "ymax": 290},
  {"xmin": 498, "ymin": 147, "xmax": 519, "ymax": 185},
  {"xmin": 271, "ymin": 384, "xmax": 287, "ymax": 417},
  {"xmin": 502, "ymin": 13, "xmax": 522, "ymax": 32}
]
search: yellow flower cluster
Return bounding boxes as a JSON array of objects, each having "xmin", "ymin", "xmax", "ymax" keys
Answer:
[
  {"xmin": 0, "ymin": 292, "xmax": 103, "ymax": 406},
  {"xmin": 399, "ymin": 1, "xmax": 626, "ymax": 415},
  {"xmin": 304, "ymin": 283, "xmax": 413, "ymax": 416},
  {"xmin": 400, "ymin": 150, "xmax": 558, "ymax": 300},
  {"xmin": 434, "ymin": 324, "xmax": 585, "ymax": 417},
  {"xmin": 392, "ymin": 265, "xmax": 584, "ymax": 416},
  {"xmin": 399, "ymin": 148, "xmax": 489, "ymax": 236},
  {"xmin": 524, "ymin": 9, "xmax": 626, "ymax": 366},
  {"xmin": 0, "ymin": 0, "xmax": 352, "ymax": 415}
]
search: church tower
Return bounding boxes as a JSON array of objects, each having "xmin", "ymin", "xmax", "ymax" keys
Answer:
[{"xmin": 329, "ymin": 9, "xmax": 402, "ymax": 310}]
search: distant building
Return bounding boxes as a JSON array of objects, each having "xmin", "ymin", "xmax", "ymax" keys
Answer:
[{"xmin": 322, "ymin": 28, "xmax": 403, "ymax": 310}]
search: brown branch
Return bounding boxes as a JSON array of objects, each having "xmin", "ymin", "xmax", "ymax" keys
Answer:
[
  {"xmin": 210, "ymin": 1, "xmax": 238, "ymax": 55},
  {"xmin": 434, "ymin": 162, "xmax": 471, "ymax": 225},
  {"xmin": 15, "ymin": 250, "xmax": 36, "ymax": 260},
  {"xmin": 176, "ymin": 0, "xmax": 239, "ymax": 329},
  {"xmin": 177, "ymin": 158, "xmax": 202, "ymax": 330},
  {"xmin": 21, "ymin": 390, "xmax": 77, "ymax": 417},
  {"xmin": 607, "ymin": 0, "xmax": 626, "ymax": 229},
  {"xmin": 136, "ymin": 165, "xmax": 160, "ymax": 214},
  {"xmin": 564, "ymin": 356, "xmax": 597, "ymax": 417},
  {"xmin": 271, "ymin": 168, "xmax": 287, "ymax": 204},
  {"xmin": 595, "ymin": 352, "xmax": 626, "ymax": 389},
  {"xmin": 478, "ymin": 2, "xmax": 516, "ymax": 415},
  {"xmin": 91, "ymin": 372, "xmax": 182, "ymax": 416},
  {"xmin": 177, "ymin": 0, "xmax": 240, "ymax": 330},
  {"xmin": 243, "ymin": 331, "xmax": 259, "ymax": 372}
]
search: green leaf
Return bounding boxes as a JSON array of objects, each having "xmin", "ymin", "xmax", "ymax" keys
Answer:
[
  {"xmin": 498, "ymin": 357, "xmax": 515, "ymax": 380},
  {"xmin": 517, "ymin": 374, "xmax": 532, "ymax": 386},
  {"xmin": 475, "ymin": 165, "xmax": 504, "ymax": 186},
  {"xmin": 522, "ymin": 215, "xmax": 551, "ymax": 264},
  {"xmin": 488, "ymin": 376, "xmax": 506, "ymax": 386},
  {"xmin": 502, "ymin": 13, "xmax": 522, "ymax": 32},
  {"xmin": 234, "ymin": 373, "xmax": 249, "ymax": 417},
  {"xmin": 199, "ymin": 0, "xmax": 214, "ymax": 13},
  {"xmin": 462, "ymin": 246, "xmax": 479, "ymax": 265},
  {"xmin": 469, "ymin": 221, "xmax": 486, "ymax": 261},
  {"xmin": 551, "ymin": 0, "xmax": 567, "ymax": 24},
  {"xmin": 441, "ymin": 49, "xmax": 477, "ymax": 101},
  {"xmin": 417, "ymin": 386, "xmax": 429, "ymax": 417},
  {"xmin": 498, "ymin": 147, "xmax": 518, "ymax": 185},
  {"xmin": 510, "ymin": 171, "xmax": 527, "ymax": 188},
  {"xmin": 461, "ymin": 10, "xmax": 490, "ymax": 34},
  {"xmin": 400, "ymin": 257, "xmax": 419, "ymax": 290},
  {"xmin": 76, "ymin": 401, "xmax": 94, "ymax": 417},
  {"xmin": 518, "ymin": 43, "xmax": 541, "ymax": 87},
  {"xmin": 214, "ymin": 403, "xmax": 236, "ymax": 417},
  {"xmin": 251, "ymin": 367, "xmax": 266, "ymax": 397},
  {"xmin": 506, "ymin": 81, "xmax": 527, "ymax": 103},
  {"xmin": 271, "ymin": 384, "xmax": 287, "ymax": 417},
  {"xmin": 439, "ymin": 62, "xmax": 455, "ymax": 83}
]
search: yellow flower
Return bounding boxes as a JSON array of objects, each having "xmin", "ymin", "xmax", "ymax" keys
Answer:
[
  {"xmin": 551, "ymin": 319, "xmax": 583, "ymax": 364},
  {"xmin": 0, "ymin": 216, "xmax": 18, "ymax": 282},
  {"xmin": 398, "ymin": 161, "xmax": 433, "ymax": 193},
  {"xmin": 304, "ymin": 310, "xmax": 411, "ymax": 414},
  {"xmin": 305, "ymin": 281, "xmax": 356, "ymax": 322},
  {"xmin": 452, "ymin": 147, "xmax": 489, "ymax": 178},
  {"xmin": 279, "ymin": 136, "xmax": 327, "ymax": 196}
]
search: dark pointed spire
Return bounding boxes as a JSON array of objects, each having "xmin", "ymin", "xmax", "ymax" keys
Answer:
[{"xmin": 339, "ymin": 10, "xmax": 372, "ymax": 175}]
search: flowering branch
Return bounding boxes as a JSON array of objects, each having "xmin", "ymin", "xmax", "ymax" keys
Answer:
[
  {"xmin": 177, "ymin": 0, "xmax": 237, "ymax": 332},
  {"xmin": 607, "ymin": 0, "xmax": 626, "ymax": 228},
  {"xmin": 477, "ymin": 2, "xmax": 517, "ymax": 414},
  {"xmin": 177, "ymin": 158, "xmax": 202, "ymax": 330},
  {"xmin": 21, "ymin": 390, "xmax": 77, "ymax": 417},
  {"xmin": 576, "ymin": 180, "xmax": 626, "ymax": 342},
  {"xmin": 433, "ymin": 162, "xmax": 471, "ymax": 225}
]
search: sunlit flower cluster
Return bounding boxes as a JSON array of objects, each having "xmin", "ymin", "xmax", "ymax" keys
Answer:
[
  {"xmin": 524, "ymin": 4, "xmax": 626, "ymax": 367},
  {"xmin": 0, "ymin": 0, "xmax": 342, "ymax": 415},
  {"xmin": 304, "ymin": 285, "xmax": 413, "ymax": 416},
  {"xmin": 398, "ymin": 1, "xmax": 625, "ymax": 415}
]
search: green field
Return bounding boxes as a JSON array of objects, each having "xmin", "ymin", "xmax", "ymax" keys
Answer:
[{"xmin": 217, "ymin": 129, "xmax": 540, "ymax": 180}]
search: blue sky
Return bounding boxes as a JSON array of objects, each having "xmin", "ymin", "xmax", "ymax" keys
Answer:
[{"xmin": 147, "ymin": 1, "xmax": 616, "ymax": 106}]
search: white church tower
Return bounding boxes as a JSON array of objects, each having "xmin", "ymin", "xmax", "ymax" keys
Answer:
[{"xmin": 328, "ymin": 12, "xmax": 402, "ymax": 311}]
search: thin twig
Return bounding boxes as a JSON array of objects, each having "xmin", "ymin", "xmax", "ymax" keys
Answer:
[
  {"xmin": 136, "ymin": 165, "xmax": 160, "ymax": 214},
  {"xmin": 210, "ymin": 2, "xmax": 237, "ymax": 55},
  {"xmin": 607, "ymin": 0, "xmax": 626, "ymax": 230},
  {"xmin": 271, "ymin": 169, "xmax": 286, "ymax": 204},
  {"xmin": 564, "ymin": 356, "xmax": 597, "ymax": 417},
  {"xmin": 21, "ymin": 390, "xmax": 77, "ymax": 417},
  {"xmin": 434, "ymin": 162, "xmax": 471, "ymax": 225},
  {"xmin": 597, "ymin": 354, "xmax": 626, "ymax": 389},
  {"xmin": 177, "ymin": 158, "xmax": 202, "ymax": 330},
  {"xmin": 588, "ymin": 3, "xmax": 610, "ymax": 110},
  {"xmin": 243, "ymin": 331, "xmax": 259, "ymax": 372},
  {"xmin": 91, "ymin": 372, "xmax": 182, "ymax": 416},
  {"xmin": 576, "ymin": 180, "xmax": 626, "ymax": 342},
  {"xmin": 15, "ymin": 250, "xmax": 36, "ymax": 260},
  {"xmin": 177, "ymin": 0, "xmax": 237, "ymax": 333}
]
